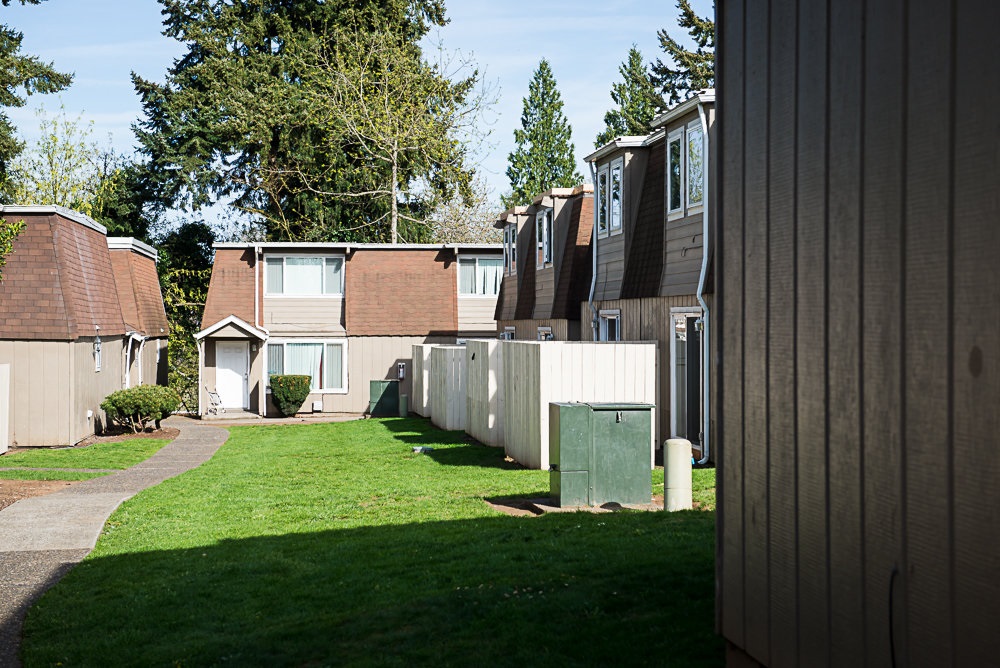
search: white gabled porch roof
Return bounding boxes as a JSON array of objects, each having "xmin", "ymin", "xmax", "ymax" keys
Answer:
[{"xmin": 194, "ymin": 314, "xmax": 268, "ymax": 341}]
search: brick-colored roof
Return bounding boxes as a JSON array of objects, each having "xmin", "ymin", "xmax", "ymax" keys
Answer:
[
  {"xmin": 109, "ymin": 247, "xmax": 168, "ymax": 336},
  {"xmin": 201, "ymin": 248, "xmax": 256, "ymax": 329},
  {"xmin": 0, "ymin": 211, "xmax": 126, "ymax": 340},
  {"xmin": 345, "ymin": 249, "xmax": 457, "ymax": 336}
]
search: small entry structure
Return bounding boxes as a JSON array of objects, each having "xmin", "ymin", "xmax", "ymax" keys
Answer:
[{"xmin": 549, "ymin": 402, "xmax": 653, "ymax": 507}]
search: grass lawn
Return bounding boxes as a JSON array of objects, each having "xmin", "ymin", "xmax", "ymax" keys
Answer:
[
  {"xmin": 0, "ymin": 438, "xmax": 172, "ymax": 476},
  {"xmin": 22, "ymin": 418, "xmax": 721, "ymax": 667}
]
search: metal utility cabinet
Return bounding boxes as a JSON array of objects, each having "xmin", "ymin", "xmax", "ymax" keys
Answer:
[
  {"xmin": 369, "ymin": 379, "xmax": 400, "ymax": 417},
  {"xmin": 549, "ymin": 402, "xmax": 653, "ymax": 507}
]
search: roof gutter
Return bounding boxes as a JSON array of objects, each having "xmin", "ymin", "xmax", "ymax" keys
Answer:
[{"xmin": 695, "ymin": 101, "xmax": 711, "ymax": 466}]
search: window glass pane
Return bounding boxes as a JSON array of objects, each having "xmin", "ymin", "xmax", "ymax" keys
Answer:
[
  {"xmin": 324, "ymin": 343, "xmax": 344, "ymax": 390},
  {"xmin": 511, "ymin": 227, "xmax": 516, "ymax": 271},
  {"xmin": 610, "ymin": 164, "xmax": 622, "ymax": 230},
  {"xmin": 669, "ymin": 137, "xmax": 683, "ymax": 211},
  {"xmin": 597, "ymin": 170, "xmax": 608, "ymax": 234},
  {"xmin": 267, "ymin": 344, "xmax": 284, "ymax": 378},
  {"xmin": 459, "ymin": 258, "xmax": 476, "ymax": 294},
  {"xmin": 324, "ymin": 257, "xmax": 343, "ymax": 294},
  {"xmin": 287, "ymin": 343, "xmax": 323, "ymax": 390},
  {"xmin": 609, "ymin": 317, "xmax": 620, "ymax": 341},
  {"xmin": 688, "ymin": 125, "xmax": 704, "ymax": 206},
  {"xmin": 536, "ymin": 212, "xmax": 545, "ymax": 266},
  {"xmin": 479, "ymin": 258, "xmax": 503, "ymax": 296},
  {"xmin": 284, "ymin": 257, "xmax": 323, "ymax": 295},
  {"xmin": 266, "ymin": 257, "xmax": 283, "ymax": 293}
]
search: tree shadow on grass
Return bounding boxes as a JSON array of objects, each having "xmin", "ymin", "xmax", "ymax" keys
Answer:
[
  {"xmin": 20, "ymin": 511, "xmax": 722, "ymax": 667},
  {"xmin": 377, "ymin": 417, "xmax": 523, "ymax": 471}
]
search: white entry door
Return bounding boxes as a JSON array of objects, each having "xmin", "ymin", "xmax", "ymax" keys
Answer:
[{"xmin": 216, "ymin": 342, "xmax": 248, "ymax": 409}]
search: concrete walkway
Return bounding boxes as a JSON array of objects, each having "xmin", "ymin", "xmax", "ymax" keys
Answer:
[{"xmin": 0, "ymin": 418, "xmax": 229, "ymax": 668}]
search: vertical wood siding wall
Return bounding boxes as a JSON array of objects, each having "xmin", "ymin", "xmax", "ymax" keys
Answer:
[
  {"xmin": 465, "ymin": 339, "xmax": 504, "ymax": 447},
  {"xmin": 430, "ymin": 346, "xmax": 466, "ymax": 430},
  {"xmin": 411, "ymin": 344, "xmax": 433, "ymax": 417},
  {"xmin": 501, "ymin": 341, "xmax": 657, "ymax": 470},
  {"xmin": 717, "ymin": 0, "xmax": 1000, "ymax": 665},
  {"xmin": 0, "ymin": 363, "xmax": 8, "ymax": 453}
]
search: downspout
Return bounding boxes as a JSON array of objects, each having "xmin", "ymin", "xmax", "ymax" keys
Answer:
[
  {"xmin": 254, "ymin": 244, "xmax": 261, "ymax": 328},
  {"xmin": 197, "ymin": 338, "xmax": 204, "ymax": 417},
  {"xmin": 587, "ymin": 160, "xmax": 599, "ymax": 341},
  {"xmin": 137, "ymin": 337, "xmax": 147, "ymax": 386},
  {"xmin": 123, "ymin": 332, "xmax": 134, "ymax": 388},
  {"xmin": 695, "ymin": 101, "xmax": 711, "ymax": 465}
]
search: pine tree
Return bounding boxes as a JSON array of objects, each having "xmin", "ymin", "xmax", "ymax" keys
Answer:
[
  {"xmin": 595, "ymin": 46, "xmax": 664, "ymax": 148},
  {"xmin": 503, "ymin": 59, "xmax": 581, "ymax": 209},
  {"xmin": 652, "ymin": 0, "xmax": 715, "ymax": 106}
]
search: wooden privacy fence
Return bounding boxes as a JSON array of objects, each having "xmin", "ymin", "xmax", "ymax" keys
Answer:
[
  {"xmin": 429, "ymin": 346, "xmax": 466, "ymax": 431},
  {"xmin": 465, "ymin": 339, "xmax": 504, "ymax": 447},
  {"xmin": 501, "ymin": 341, "xmax": 657, "ymax": 470},
  {"xmin": 411, "ymin": 344, "xmax": 434, "ymax": 417}
]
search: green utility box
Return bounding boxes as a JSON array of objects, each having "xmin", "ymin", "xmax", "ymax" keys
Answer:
[
  {"xmin": 369, "ymin": 380, "xmax": 400, "ymax": 417},
  {"xmin": 549, "ymin": 402, "xmax": 653, "ymax": 507}
]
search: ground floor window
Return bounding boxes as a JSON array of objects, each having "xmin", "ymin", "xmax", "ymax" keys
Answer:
[
  {"xmin": 267, "ymin": 339, "xmax": 347, "ymax": 392},
  {"xmin": 500, "ymin": 326, "xmax": 515, "ymax": 340},
  {"xmin": 670, "ymin": 308, "xmax": 703, "ymax": 446},
  {"xmin": 598, "ymin": 310, "xmax": 620, "ymax": 341},
  {"xmin": 537, "ymin": 326, "xmax": 554, "ymax": 341}
]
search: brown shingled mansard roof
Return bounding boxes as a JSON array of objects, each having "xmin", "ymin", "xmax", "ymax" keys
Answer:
[{"xmin": 107, "ymin": 238, "xmax": 169, "ymax": 337}]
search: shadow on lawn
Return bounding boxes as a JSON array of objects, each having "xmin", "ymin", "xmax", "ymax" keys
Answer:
[
  {"xmin": 378, "ymin": 417, "xmax": 524, "ymax": 471},
  {"xmin": 21, "ymin": 511, "xmax": 722, "ymax": 667}
]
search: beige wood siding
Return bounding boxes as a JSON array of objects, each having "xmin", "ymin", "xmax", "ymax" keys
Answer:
[
  {"xmin": 263, "ymin": 296, "xmax": 345, "ymax": 334},
  {"xmin": 429, "ymin": 346, "xmax": 466, "ymax": 431},
  {"xmin": 594, "ymin": 233, "xmax": 625, "ymax": 301},
  {"xmin": 0, "ymin": 363, "xmax": 9, "ymax": 452},
  {"xmin": 465, "ymin": 339, "xmax": 504, "ymax": 447},
  {"xmin": 501, "ymin": 341, "xmax": 657, "ymax": 470},
  {"xmin": 533, "ymin": 267, "xmax": 555, "ymax": 319},
  {"xmin": 661, "ymin": 215, "xmax": 705, "ymax": 296},
  {"xmin": 718, "ymin": 1, "xmax": 1000, "ymax": 666},
  {"xmin": 0, "ymin": 338, "xmax": 124, "ymax": 447},
  {"xmin": 457, "ymin": 297, "xmax": 498, "ymax": 334}
]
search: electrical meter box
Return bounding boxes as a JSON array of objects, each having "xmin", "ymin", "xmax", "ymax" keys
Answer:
[{"xmin": 549, "ymin": 402, "xmax": 653, "ymax": 507}]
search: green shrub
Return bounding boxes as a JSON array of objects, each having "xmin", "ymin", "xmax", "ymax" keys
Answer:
[
  {"xmin": 270, "ymin": 375, "xmax": 312, "ymax": 416},
  {"xmin": 101, "ymin": 385, "xmax": 181, "ymax": 433}
]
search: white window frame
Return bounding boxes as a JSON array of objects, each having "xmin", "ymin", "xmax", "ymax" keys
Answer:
[
  {"xmin": 458, "ymin": 255, "xmax": 503, "ymax": 297},
  {"xmin": 686, "ymin": 120, "xmax": 705, "ymax": 210},
  {"xmin": 535, "ymin": 208, "xmax": 553, "ymax": 268},
  {"xmin": 500, "ymin": 326, "xmax": 515, "ymax": 341},
  {"xmin": 608, "ymin": 157, "xmax": 624, "ymax": 235},
  {"xmin": 667, "ymin": 127, "xmax": 685, "ymax": 216},
  {"xmin": 598, "ymin": 309, "xmax": 621, "ymax": 342},
  {"xmin": 265, "ymin": 338, "xmax": 348, "ymax": 394},
  {"xmin": 264, "ymin": 254, "xmax": 345, "ymax": 297},
  {"xmin": 596, "ymin": 164, "xmax": 610, "ymax": 239},
  {"xmin": 669, "ymin": 306, "xmax": 704, "ymax": 444},
  {"xmin": 504, "ymin": 224, "xmax": 517, "ymax": 276},
  {"xmin": 537, "ymin": 326, "xmax": 554, "ymax": 341}
]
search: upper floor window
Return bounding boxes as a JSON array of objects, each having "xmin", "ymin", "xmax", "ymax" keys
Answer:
[
  {"xmin": 597, "ymin": 157, "xmax": 624, "ymax": 237},
  {"xmin": 667, "ymin": 121, "xmax": 706, "ymax": 215},
  {"xmin": 536, "ymin": 208, "xmax": 553, "ymax": 267},
  {"xmin": 265, "ymin": 256, "xmax": 344, "ymax": 296},
  {"xmin": 503, "ymin": 223, "xmax": 517, "ymax": 275},
  {"xmin": 459, "ymin": 257, "xmax": 503, "ymax": 296}
]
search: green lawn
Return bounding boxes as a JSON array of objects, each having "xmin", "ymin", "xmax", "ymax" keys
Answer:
[
  {"xmin": 0, "ymin": 438, "xmax": 171, "ymax": 475},
  {"xmin": 22, "ymin": 418, "xmax": 721, "ymax": 667}
]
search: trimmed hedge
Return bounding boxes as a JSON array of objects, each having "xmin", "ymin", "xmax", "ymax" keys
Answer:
[
  {"xmin": 101, "ymin": 385, "xmax": 181, "ymax": 433},
  {"xmin": 270, "ymin": 375, "xmax": 312, "ymax": 417}
]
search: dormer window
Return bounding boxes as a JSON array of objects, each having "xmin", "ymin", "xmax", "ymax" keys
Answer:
[
  {"xmin": 504, "ymin": 223, "xmax": 517, "ymax": 275},
  {"xmin": 536, "ymin": 208, "xmax": 553, "ymax": 268},
  {"xmin": 687, "ymin": 120, "xmax": 704, "ymax": 207},
  {"xmin": 597, "ymin": 157, "xmax": 624, "ymax": 238},
  {"xmin": 667, "ymin": 121, "xmax": 706, "ymax": 216}
]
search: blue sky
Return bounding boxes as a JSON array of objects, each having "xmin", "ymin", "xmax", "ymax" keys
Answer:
[{"xmin": 5, "ymin": 0, "xmax": 713, "ymax": 212}]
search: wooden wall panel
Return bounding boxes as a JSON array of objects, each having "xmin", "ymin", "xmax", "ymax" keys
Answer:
[
  {"xmin": 465, "ymin": 339, "xmax": 504, "ymax": 447},
  {"xmin": 861, "ymin": 0, "xmax": 906, "ymax": 663},
  {"xmin": 765, "ymin": 0, "xmax": 798, "ymax": 665},
  {"xmin": 411, "ymin": 344, "xmax": 433, "ymax": 417},
  {"xmin": 793, "ymin": 1, "xmax": 830, "ymax": 664},
  {"xmin": 430, "ymin": 346, "xmax": 466, "ymax": 431},
  {"xmin": 952, "ymin": 3, "xmax": 1000, "ymax": 664},
  {"xmin": 718, "ymin": 0, "xmax": 746, "ymax": 648},
  {"xmin": 903, "ymin": 2, "xmax": 954, "ymax": 664},
  {"xmin": 827, "ymin": 1, "xmax": 865, "ymax": 664}
]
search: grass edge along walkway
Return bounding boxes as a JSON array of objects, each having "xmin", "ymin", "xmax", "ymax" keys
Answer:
[{"xmin": 21, "ymin": 417, "xmax": 722, "ymax": 667}]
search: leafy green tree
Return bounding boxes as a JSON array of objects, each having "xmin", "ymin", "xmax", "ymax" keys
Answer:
[
  {"xmin": 652, "ymin": 0, "xmax": 715, "ymax": 105},
  {"xmin": 155, "ymin": 220, "xmax": 215, "ymax": 412},
  {"xmin": 503, "ymin": 59, "xmax": 581, "ymax": 209},
  {"xmin": 132, "ymin": 0, "xmax": 453, "ymax": 243},
  {"xmin": 595, "ymin": 46, "xmax": 663, "ymax": 148}
]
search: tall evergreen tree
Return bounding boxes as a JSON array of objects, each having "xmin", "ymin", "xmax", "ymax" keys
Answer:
[
  {"xmin": 503, "ymin": 59, "xmax": 581, "ymax": 209},
  {"xmin": 132, "ymin": 0, "xmax": 453, "ymax": 243},
  {"xmin": 652, "ymin": 0, "xmax": 715, "ymax": 105},
  {"xmin": 595, "ymin": 46, "xmax": 663, "ymax": 148},
  {"xmin": 0, "ymin": 0, "xmax": 72, "ymax": 200}
]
